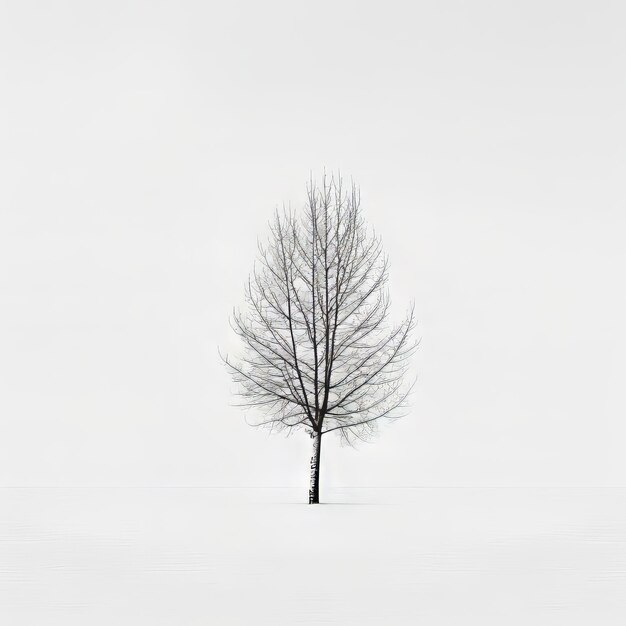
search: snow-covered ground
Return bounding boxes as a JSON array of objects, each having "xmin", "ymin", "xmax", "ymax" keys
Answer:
[{"xmin": 2, "ymin": 487, "xmax": 625, "ymax": 625}]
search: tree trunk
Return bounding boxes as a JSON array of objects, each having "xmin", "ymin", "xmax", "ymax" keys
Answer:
[{"xmin": 308, "ymin": 431, "xmax": 322, "ymax": 504}]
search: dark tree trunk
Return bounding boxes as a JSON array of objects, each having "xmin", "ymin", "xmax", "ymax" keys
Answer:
[{"xmin": 308, "ymin": 431, "xmax": 322, "ymax": 504}]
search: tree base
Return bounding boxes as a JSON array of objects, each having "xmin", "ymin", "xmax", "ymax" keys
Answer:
[{"xmin": 308, "ymin": 431, "xmax": 322, "ymax": 504}]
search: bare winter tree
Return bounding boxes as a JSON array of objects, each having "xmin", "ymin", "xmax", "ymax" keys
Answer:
[{"xmin": 223, "ymin": 174, "xmax": 416, "ymax": 503}]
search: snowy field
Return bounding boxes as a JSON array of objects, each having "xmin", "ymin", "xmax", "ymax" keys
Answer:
[{"xmin": 1, "ymin": 487, "xmax": 625, "ymax": 625}]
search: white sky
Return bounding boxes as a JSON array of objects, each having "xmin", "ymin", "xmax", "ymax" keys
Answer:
[{"xmin": 1, "ymin": 0, "xmax": 625, "ymax": 489}]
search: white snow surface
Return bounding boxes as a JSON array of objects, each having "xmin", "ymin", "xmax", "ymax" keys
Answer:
[{"xmin": 2, "ymin": 486, "xmax": 625, "ymax": 625}]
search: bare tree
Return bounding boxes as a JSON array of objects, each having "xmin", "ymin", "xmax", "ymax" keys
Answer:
[{"xmin": 223, "ymin": 174, "xmax": 416, "ymax": 503}]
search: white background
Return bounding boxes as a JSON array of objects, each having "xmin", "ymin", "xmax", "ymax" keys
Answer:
[
  {"xmin": 1, "ymin": 2, "xmax": 625, "ymax": 623},
  {"xmin": 2, "ymin": 0, "xmax": 625, "ymax": 491}
]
